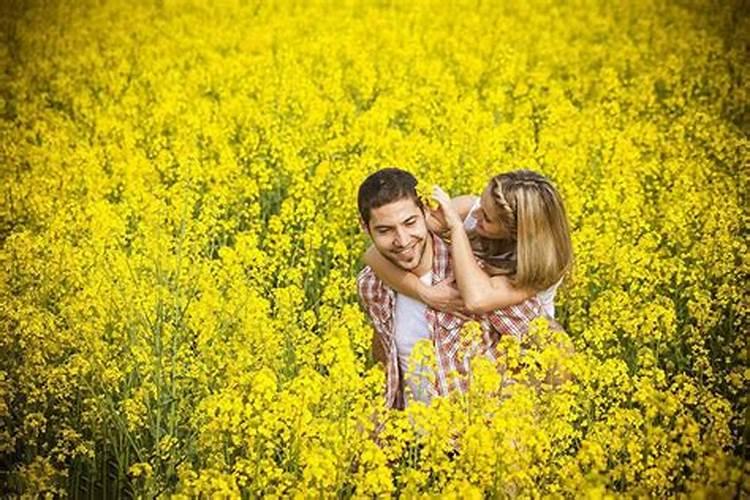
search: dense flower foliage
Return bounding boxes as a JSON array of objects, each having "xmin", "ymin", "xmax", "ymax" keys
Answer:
[{"xmin": 1, "ymin": 0, "xmax": 747, "ymax": 496}]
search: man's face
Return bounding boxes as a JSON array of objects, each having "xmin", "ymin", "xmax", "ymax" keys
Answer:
[{"xmin": 366, "ymin": 197, "xmax": 429, "ymax": 272}]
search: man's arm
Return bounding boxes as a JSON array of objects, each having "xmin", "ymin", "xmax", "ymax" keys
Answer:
[
  {"xmin": 371, "ymin": 330, "xmax": 387, "ymax": 365},
  {"xmin": 356, "ymin": 268, "xmax": 393, "ymax": 366}
]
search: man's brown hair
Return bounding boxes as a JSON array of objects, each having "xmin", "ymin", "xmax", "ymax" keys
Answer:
[{"xmin": 357, "ymin": 168, "xmax": 424, "ymax": 227}]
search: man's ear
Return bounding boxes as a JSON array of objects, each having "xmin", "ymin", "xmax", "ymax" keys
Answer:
[{"xmin": 359, "ymin": 217, "xmax": 369, "ymax": 234}]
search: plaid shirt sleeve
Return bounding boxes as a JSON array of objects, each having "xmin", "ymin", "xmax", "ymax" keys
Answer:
[
  {"xmin": 356, "ymin": 267, "xmax": 391, "ymax": 332},
  {"xmin": 429, "ymin": 236, "xmax": 472, "ymax": 395},
  {"xmin": 356, "ymin": 266, "xmax": 404, "ymax": 409},
  {"xmin": 485, "ymin": 297, "xmax": 544, "ymax": 342}
]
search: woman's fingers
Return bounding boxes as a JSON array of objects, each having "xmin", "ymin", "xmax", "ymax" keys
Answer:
[
  {"xmin": 452, "ymin": 311, "xmax": 473, "ymax": 321},
  {"xmin": 431, "ymin": 185, "xmax": 462, "ymax": 228},
  {"xmin": 426, "ymin": 209, "xmax": 447, "ymax": 233},
  {"xmin": 432, "ymin": 185, "xmax": 452, "ymax": 208},
  {"xmin": 429, "ymin": 278, "xmax": 465, "ymax": 311},
  {"xmin": 428, "ymin": 207, "xmax": 446, "ymax": 223}
]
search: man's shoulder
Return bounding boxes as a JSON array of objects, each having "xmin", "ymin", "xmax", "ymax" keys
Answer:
[
  {"xmin": 356, "ymin": 265, "xmax": 377, "ymax": 287},
  {"xmin": 356, "ymin": 266, "xmax": 396, "ymax": 322},
  {"xmin": 357, "ymin": 266, "xmax": 386, "ymax": 298}
]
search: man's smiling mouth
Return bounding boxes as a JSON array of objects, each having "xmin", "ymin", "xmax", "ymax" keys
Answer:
[{"xmin": 394, "ymin": 241, "xmax": 418, "ymax": 255}]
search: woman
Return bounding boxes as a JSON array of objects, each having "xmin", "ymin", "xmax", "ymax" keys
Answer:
[{"xmin": 363, "ymin": 169, "xmax": 573, "ymax": 319}]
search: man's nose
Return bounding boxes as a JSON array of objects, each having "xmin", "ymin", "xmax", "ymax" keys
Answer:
[{"xmin": 393, "ymin": 227, "xmax": 408, "ymax": 247}]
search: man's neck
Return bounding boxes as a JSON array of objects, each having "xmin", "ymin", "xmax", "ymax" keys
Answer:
[{"xmin": 411, "ymin": 234, "xmax": 434, "ymax": 277}]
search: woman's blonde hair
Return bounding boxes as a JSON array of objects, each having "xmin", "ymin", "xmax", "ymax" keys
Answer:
[{"xmin": 469, "ymin": 169, "xmax": 573, "ymax": 291}]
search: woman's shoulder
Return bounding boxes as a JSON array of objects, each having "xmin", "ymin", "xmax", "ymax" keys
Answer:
[{"xmin": 452, "ymin": 195, "xmax": 480, "ymax": 220}]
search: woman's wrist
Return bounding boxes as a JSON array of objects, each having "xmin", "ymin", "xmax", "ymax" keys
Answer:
[
  {"xmin": 450, "ymin": 223, "xmax": 465, "ymax": 236},
  {"xmin": 416, "ymin": 280, "xmax": 435, "ymax": 306}
]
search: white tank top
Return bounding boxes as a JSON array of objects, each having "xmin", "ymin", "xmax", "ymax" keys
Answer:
[
  {"xmin": 464, "ymin": 198, "xmax": 560, "ymax": 318},
  {"xmin": 463, "ymin": 199, "xmax": 481, "ymax": 232},
  {"xmin": 394, "ymin": 272, "xmax": 434, "ymax": 404}
]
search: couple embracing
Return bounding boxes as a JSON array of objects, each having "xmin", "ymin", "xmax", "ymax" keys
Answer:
[{"xmin": 356, "ymin": 168, "xmax": 573, "ymax": 409}]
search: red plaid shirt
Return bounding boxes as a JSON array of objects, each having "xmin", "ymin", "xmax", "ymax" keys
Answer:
[{"xmin": 357, "ymin": 233, "xmax": 547, "ymax": 409}]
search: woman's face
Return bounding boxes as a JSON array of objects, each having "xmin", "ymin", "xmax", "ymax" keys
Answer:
[{"xmin": 476, "ymin": 185, "xmax": 511, "ymax": 239}]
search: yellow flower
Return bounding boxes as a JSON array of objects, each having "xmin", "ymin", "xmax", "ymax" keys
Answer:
[{"xmin": 1, "ymin": 0, "xmax": 745, "ymax": 496}]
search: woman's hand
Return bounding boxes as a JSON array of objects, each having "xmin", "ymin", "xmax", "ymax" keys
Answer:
[
  {"xmin": 417, "ymin": 277, "xmax": 465, "ymax": 313},
  {"xmin": 425, "ymin": 207, "xmax": 448, "ymax": 234},
  {"xmin": 432, "ymin": 186, "xmax": 464, "ymax": 231}
]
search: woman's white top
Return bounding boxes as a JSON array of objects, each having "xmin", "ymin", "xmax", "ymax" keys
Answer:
[{"xmin": 464, "ymin": 198, "xmax": 559, "ymax": 318}]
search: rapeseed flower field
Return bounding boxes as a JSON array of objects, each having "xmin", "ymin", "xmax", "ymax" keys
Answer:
[{"xmin": 1, "ymin": 0, "xmax": 747, "ymax": 496}]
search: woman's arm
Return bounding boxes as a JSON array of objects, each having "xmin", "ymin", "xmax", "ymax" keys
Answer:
[
  {"xmin": 425, "ymin": 195, "xmax": 477, "ymax": 234},
  {"xmin": 449, "ymin": 195, "xmax": 478, "ymax": 220},
  {"xmin": 363, "ymin": 245, "xmax": 426, "ymax": 300},
  {"xmin": 449, "ymin": 228, "xmax": 534, "ymax": 313},
  {"xmin": 363, "ymin": 245, "xmax": 464, "ymax": 311},
  {"xmin": 433, "ymin": 187, "xmax": 535, "ymax": 314}
]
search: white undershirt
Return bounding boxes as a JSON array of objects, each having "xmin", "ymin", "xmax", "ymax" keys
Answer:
[{"xmin": 394, "ymin": 272, "xmax": 433, "ymax": 404}]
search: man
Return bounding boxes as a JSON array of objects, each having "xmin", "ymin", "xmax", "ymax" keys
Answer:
[{"xmin": 356, "ymin": 168, "xmax": 526, "ymax": 409}]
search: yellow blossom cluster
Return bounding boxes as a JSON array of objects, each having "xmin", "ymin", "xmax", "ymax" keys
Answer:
[{"xmin": 0, "ymin": 0, "xmax": 747, "ymax": 496}]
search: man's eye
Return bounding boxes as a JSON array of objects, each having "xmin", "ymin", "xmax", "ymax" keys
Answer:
[{"xmin": 405, "ymin": 219, "xmax": 415, "ymax": 226}]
